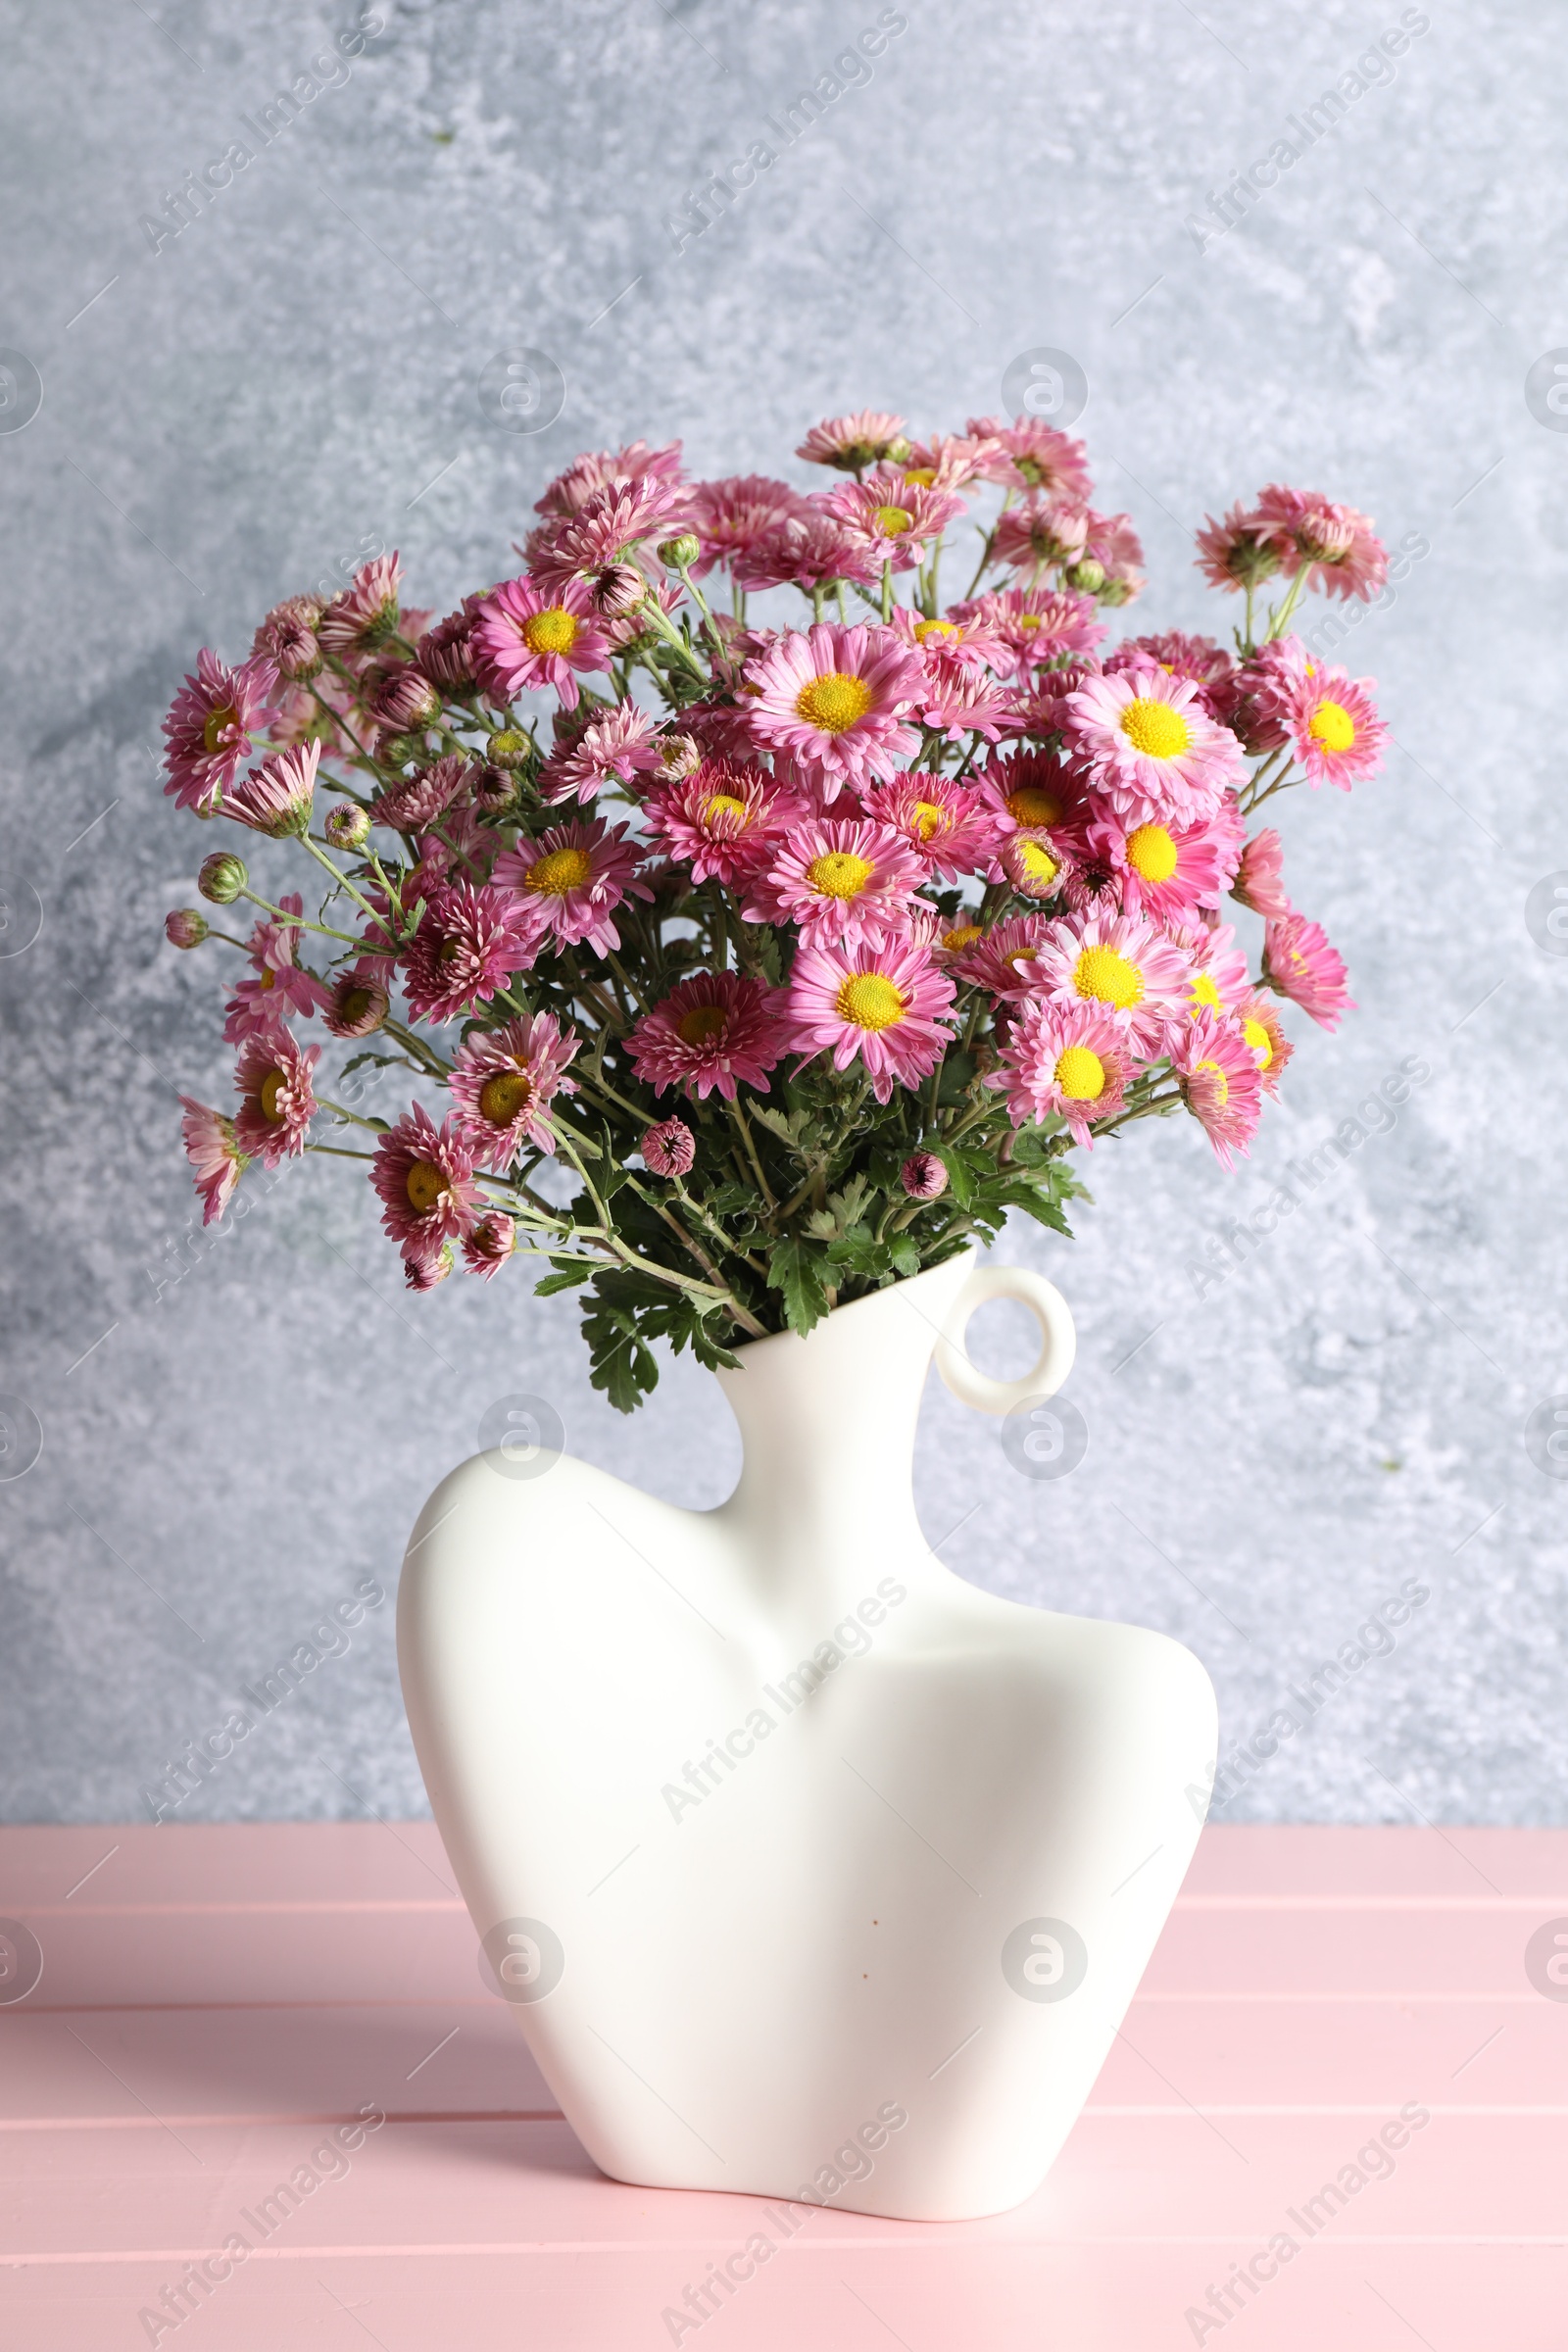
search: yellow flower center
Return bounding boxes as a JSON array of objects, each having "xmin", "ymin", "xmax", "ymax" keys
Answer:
[
  {"xmin": 913, "ymin": 617, "xmax": 956, "ymax": 644},
  {"xmin": 1118, "ymin": 697, "xmax": 1192, "ymax": 760},
  {"xmin": 524, "ymin": 845, "xmax": 592, "ymax": 895},
  {"xmin": 943, "ymin": 923, "xmax": 983, "ymax": 953},
  {"xmin": 1190, "ymin": 971, "xmax": 1223, "ymax": 1013},
  {"xmin": 903, "ymin": 466, "xmax": 937, "ymax": 487},
  {"xmin": 521, "ymin": 608, "xmax": 579, "ymax": 656},
  {"xmin": 203, "ymin": 703, "xmax": 238, "ymax": 754},
  {"xmin": 1054, "ymin": 1045, "xmax": 1105, "ymax": 1101},
  {"xmin": 872, "ymin": 504, "xmax": 913, "ymax": 536},
  {"xmin": 835, "ymin": 972, "xmax": 906, "ymax": 1032},
  {"xmin": 1073, "ymin": 944, "xmax": 1143, "ymax": 1009},
  {"xmin": 1196, "ymin": 1057, "xmax": 1229, "ymax": 1104},
  {"xmin": 677, "ymin": 1004, "xmax": 730, "ymax": 1048},
  {"xmin": 406, "ymin": 1159, "xmax": 447, "ymax": 1212},
  {"xmin": 259, "ymin": 968, "xmax": 276, "ymax": 991},
  {"xmin": 703, "ymin": 793, "xmax": 748, "ymax": 825},
  {"xmin": 911, "ymin": 802, "xmax": 947, "ymax": 843},
  {"xmin": 1006, "ymin": 784, "xmax": 1061, "ymax": 826},
  {"xmin": 1012, "ymin": 840, "xmax": 1059, "ymax": 890},
  {"xmin": 259, "ymin": 1069, "xmax": 287, "ymax": 1122},
  {"xmin": 1308, "ymin": 697, "xmax": 1355, "ymax": 753},
  {"xmin": 1243, "ymin": 1016, "xmax": 1273, "ymax": 1069},
  {"xmin": 478, "ymin": 1070, "xmax": 534, "ymax": 1126},
  {"xmin": 1126, "ymin": 822, "xmax": 1178, "ymax": 883},
  {"xmin": 795, "ymin": 671, "xmax": 873, "ymax": 733},
  {"xmin": 806, "ymin": 850, "xmax": 874, "ymax": 900}
]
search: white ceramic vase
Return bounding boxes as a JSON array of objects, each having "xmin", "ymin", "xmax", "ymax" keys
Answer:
[{"xmin": 397, "ymin": 1249, "xmax": 1216, "ymax": 2222}]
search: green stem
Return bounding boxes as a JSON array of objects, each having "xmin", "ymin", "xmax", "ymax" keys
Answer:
[{"xmin": 300, "ymin": 835, "xmax": 390, "ymax": 935}]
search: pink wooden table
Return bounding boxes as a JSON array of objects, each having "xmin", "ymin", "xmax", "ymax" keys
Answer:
[{"xmin": 0, "ymin": 1824, "xmax": 1562, "ymax": 2348}]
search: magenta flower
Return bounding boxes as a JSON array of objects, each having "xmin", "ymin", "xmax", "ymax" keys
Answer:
[
  {"xmin": 1195, "ymin": 502, "xmax": 1283, "ymax": 594},
  {"xmin": 222, "ymin": 894, "xmax": 330, "ymax": 1043},
  {"xmin": 744, "ymin": 622, "xmax": 922, "ymax": 791},
  {"xmin": 733, "ymin": 507, "xmax": 880, "ymax": 594},
  {"xmin": 976, "ymin": 748, "xmax": 1089, "ymax": 850},
  {"xmin": 539, "ymin": 701, "xmax": 662, "ymax": 806},
  {"xmin": 1231, "ymin": 827, "xmax": 1293, "ymax": 919},
  {"xmin": 986, "ymin": 1001, "xmax": 1134, "ymax": 1147},
  {"xmin": 641, "ymin": 1117, "xmax": 696, "ymax": 1176},
  {"xmin": 1263, "ymin": 913, "xmax": 1355, "ymax": 1031},
  {"xmin": 448, "ymin": 1012, "xmax": 579, "ymax": 1163},
  {"xmin": 627, "ymin": 971, "xmax": 787, "ymax": 1102},
  {"xmin": 402, "ymin": 884, "xmax": 539, "ymax": 1023},
  {"xmin": 1083, "ymin": 510, "xmax": 1146, "ymax": 600},
  {"xmin": 1065, "ymin": 666, "xmax": 1244, "ymax": 827},
  {"xmin": 950, "ymin": 912, "xmax": 1052, "ymax": 1002},
  {"xmin": 251, "ymin": 594, "xmax": 323, "ymax": 682},
  {"xmin": 493, "ymin": 814, "xmax": 651, "ymax": 957},
  {"xmin": 1110, "ymin": 803, "xmax": 1244, "ymax": 924},
  {"xmin": 862, "ymin": 773, "xmax": 1000, "ymax": 882},
  {"xmin": 887, "ymin": 603, "xmax": 1011, "ymax": 675},
  {"xmin": 1105, "ymin": 629, "xmax": 1236, "ymax": 711},
  {"xmin": 221, "ymin": 740, "xmax": 320, "ymax": 838},
  {"xmin": 371, "ymin": 1104, "xmax": 482, "ymax": 1259},
  {"xmin": 530, "ymin": 475, "xmax": 693, "ymax": 590},
  {"xmin": 472, "ymin": 577, "xmax": 612, "ymax": 711},
  {"xmin": 1170, "ymin": 1011, "xmax": 1263, "ymax": 1168},
  {"xmin": 1237, "ymin": 992, "xmax": 1295, "ymax": 1098},
  {"xmin": 162, "ymin": 649, "xmax": 278, "ymax": 815},
  {"xmin": 796, "ymin": 409, "xmax": 908, "ymax": 470},
  {"xmin": 1022, "ymin": 909, "xmax": 1194, "ymax": 1057},
  {"xmin": 745, "ymin": 815, "xmax": 924, "ymax": 947},
  {"xmin": 462, "ymin": 1214, "xmax": 517, "ymax": 1280},
  {"xmin": 819, "ymin": 472, "xmax": 965, "ymax": 571},
  {"xmin": 1280, "ymin": 664, "xmax": 1388, "ymax": 790},
  {"xmin": 787, "ymin": 936, "xmax": 956, "ymax": 1103},
  {"xmin": 964, "ymin": 414, "xmax": 1093, "ymax": 500},
  {"xmin": 686, "ymin": 474, "xmax": 808, "ymax": 575},
  {"xmin": 232, "ymin": 1018, "xmax": 319, "ymax": 1167},
  {"xmin": 178, "ymin": 1099, "xmax": 248, "ymax": 1225},
  {"xmin": 323, "ymin": 968, "xmax": 390, "ymax": 1040},
  {"xmin": 371, "ymin": 753, "xmax": 475, "ymax": 836},
  {"xmin": 642, "ymin": 758, "xmax": 803, "ymax": 886},
  {"xmin": 993, "ymin": 497, "xmax": 1090, "ymax": 572},
  {"xmin": 416, "ymin": 597, "xmax": 484, "ymax": 689},
  {"xmin": 953, "ymin": 586, "xmax": 1104, "ymax": 673},
  {"xmin": 405, "ymin": 1245, "xmax": 455, "ymax": 1292},
  {"xmin": 1167, "ymin": 919, "xmax": 1251, "ymax": 1028},
  {"xmin": 1255, "ymin": 485, "xmax": 1388, "ymax": 602},
  {"xmin": 535, "ymin": 440, "xmax": 686, "ymax": 519},
  {"xmin": 318, "ymin": 552, "xmax": 406, "ymax": 663}
]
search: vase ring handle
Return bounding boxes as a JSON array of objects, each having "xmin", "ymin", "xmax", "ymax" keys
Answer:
[{"xmin": 935, "ymin": 1261, "xmax": 1077, "ymax": 1417}]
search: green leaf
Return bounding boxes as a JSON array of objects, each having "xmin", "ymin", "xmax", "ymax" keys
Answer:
[
  {"xmin": 887, "ymin": 1235, "xmax": 920, "ymax": 1278},
  {"xmin": 766, "ymin": 1237, "xmax": 831, "ymax": 1337},
  {"xmin": 533, "ymin": 1264, "xmax": 594, "ymax": 1296},
  {"xmin": 935, "ymin": 1143, "xmax": 974, "ymax": 1207}
]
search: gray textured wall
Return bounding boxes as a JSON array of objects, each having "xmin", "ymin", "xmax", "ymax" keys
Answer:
[{"xmin": 1, "ymin": 0, "xmax": 1563, "ymax": 1829}]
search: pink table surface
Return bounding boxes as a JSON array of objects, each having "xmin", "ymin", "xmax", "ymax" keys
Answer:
[{"xmin": 0, "ymin": 1823, "xmax": 1563, "ymax": 2348}]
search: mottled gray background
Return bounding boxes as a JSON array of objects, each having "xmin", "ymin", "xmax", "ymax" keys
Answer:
[{"xmin": 0, "ymin": 0, "xmax": 1562, "ymax": 1828}]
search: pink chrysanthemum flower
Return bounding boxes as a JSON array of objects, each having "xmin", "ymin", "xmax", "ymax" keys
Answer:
[
  {"xmin": 251, "ymin": 594, "xmax": 323, "ymax": 683},
  {"xmin": 627, "ymin": 971, "xmax": 787, "ymax": 1102},
  {"xmin": 449, "ymin": 1012, "xmax": 579, "ymax": 1163},
  {"xmin": 1171, "ymin": 1010, "xmax": 1262, "ymax": 1168},
  {"xmin": 1065, "ymin": 666, "xmax": 1244, "ymax": 826},
  {"xmin": 371, "ymin": 1104, "xmax": 482, "ymax": 1259},
  {"xmin": 953, "ymin": 587, "xmax": 1105, "ymax": 674},
  {"xmin": 976, "ymin": 748, "xmax": 1089, "ymax": 844},
  {"xmin": 964, "ymin": 415, "xmax": 1094, "ymax": 500},
  {"xmin": 743, "ymin": 622, "xmax": 922, "ymax": 791},
  {"xmin": 178, "ymin": 1099, "xmax": 249, "ymax": 1225},
  {"xmin": 986, "ymin": 1001, "xmax": 1133, "ymax": 1147},
  {"xmin": 405, "ymin": 1245, "xmax": 455, "ymax": 1292},
  {"xmin": 915, "ymin": 658, "xmax": 1015, "ymax": 743},
  {"xmin": 323, "ymin": 969, "xmax": 390, "ymax": 1040},
  {"xmin": 732, "ymin": 507, "xmax": 880, "ymax": 593},
  {"xmin": 231, "ymin": 1018, "xmax": 319, "ymax": 1167},
  {"xmin": 1195, "ymin": 502, "xmax": 1282, "ymax": 594},
  {"xmin": 539, "ymin": 701, "xmax": 662, "ymax": 806},
  {"xmin": 535, "ymin": 440, "xmax": 686, "ymax": 519},
  {"xmin": 686, "ymin": 475, "xmax": 808, "ymax": 574},
  {"xmin": 745, "ymin": 815, "xmax": 924, "ymax": 946},
  {"xmin": 1231, "ymin": 827, "xmax": 1292, "ymax": 918},
  {"xmin": 1021, "ymin": 909, "xmax": 1193, "ymax": 1056},
  {"xmin": 642, "ymin": 758, "xmax": 802, "ymax": 885},
  {"xmin": 1110, "ymin": 805, "xmax": 1243, "ymax": 923},
  {"xmin": 1106, "ymin": 629, "xmax": 1236, "ymax": 713},
  {"xmin": 992, "ymin": 497, "xmax": 1090, "ymax": 572},
  {"xmin": 902, "ymin": 431, "xmax": 1005, "ymax": 490},
  {"xmin": 531, "ymin": 476, "xmax": 694, "ymax": 590},
  {"xmin": 221, "ymin": 740, "xmax": 320, "ymax": 838},
  {"xmin": 1002, "ymin": 660, "xmax": 1103, "ymax": 742},
  {"xmin": 162, "ymin": 649, "xmax": 279, "ymax": 815},
  {"xmin": 1167, "ymin": 919, "xmax": 1250, "ymax": 1028},
  {"xmin": 463, "ymin": 1214, "xmax": 516, "ymax": 1281},
  {"xmin": 796, "ymin": 410, "xmax": 908, "ymax": 471},
  {"xmin": 819, "ymin": 472, "xmax": 965, "ymax": 570},
  {"xmin": 641, "ymin": 1117, "xmax": 696, "ymax": 1176},
  {"xmin": 1237, "ymin": 992, "xmax": 1294, "ymax": 1098},
  {"xmin": 402, "ymin": 884, "xmax": 538, "ymax": 1023},
  {"xmin": 318, "ymin": 553, "xmax": 405, "ymax": 662},
  {"xmin": 416, "ymin": 597, "xmax": 484, "ymax": 689},
  {"xmin": 223, "ymin": 894, "xmax": 330, "ymax": 1042},
  {"xmin": 493, "ymin": 815, "xmax": 651, "ymax": 956},
  {"xmin": 887, "ymin": 604, "xmax": 1011, "ymax": 674},
  {"xmin": 472, "ymin": 577, "xmax": 612, "ymax": 712},
  {"xmin": 1255, "ymin": 484, "xmax": 1388, "ymax": 602},
  {"xmin": 788, "ymin": 936, "xmax": 956, "ymax": 1102},
  {"xmin": 861, "ymin": 773, "xmax": 1000, "ymax": 882},
  {"xmin": 371, "ymin": 753, "xmax": 474, "ymax": 835},
  {"xmin": 1279, "ymin": 664, "xmax": 1388, "ymax": 790},
  {"xmin": 1263, "ymin": 913, "xmax": 1354, "ymax": 1031},
  {"xmin": 1003, "ymin": 833, "xmax": 1070, "ymax": 902},
  {"xmin": 952, "ymin": 912, "xmax": 1052, "ymax": 1002}
]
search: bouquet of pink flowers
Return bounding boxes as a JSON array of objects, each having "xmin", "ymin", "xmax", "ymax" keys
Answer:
[{"xmin": 163, "ymin": 407, "xmax": 1385, "ymax": 1407}]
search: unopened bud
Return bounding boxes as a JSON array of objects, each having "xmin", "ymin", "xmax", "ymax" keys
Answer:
[
  {"xmin": 900, "ymin": 1150, "xmax": 948, "ymax": 1200},
  {"xmin": 655, "ymin": 733, "xmax": 702, "ymax": 781},
  {"xmin": 1065, "ymin": 558, "xmax": 1104, "ymax": 594},
  {"xmin": 487, "ymin": 727, "xmax": 535, "ymax": 770},
  {"xmin": 1002, "ymin": 835, "xmax": 1061, "ymax": 899},
  {"xmin": 658, "ymin": 533, "xmax": 701, "ymax": 572},
  {"xmin": 198, "ymin": 851, "xmax": 248, "ymax": 905},
  {"xmin": 641, "ymin": 1117, "xmax": 696, "ymax": 1177},
  {"xmin": 884, "ymin": 436, "xmax": 914, "ymax": 466},
  {"xmin": 165, "ymin": 907, "xmax": 209, "ymax": 950},
  {"xmin": 373, "ymin": 667, "xmax": 441, "ymax": 731},
  {"xmin": 379, "ymin": 731, "xmax": 424, "ymax": 770},
  {"xmin": 323, "ymin": 803, "xmax": 370, "ymax": 851},
  {"xmin": 590, "ymin": 563, "xmax": 647, "ymax": 617}
]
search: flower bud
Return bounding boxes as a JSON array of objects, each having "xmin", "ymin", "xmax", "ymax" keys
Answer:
[
  {"xmin": 884, "ymin": 436, "xmax": 914, "ymax": 467},
  {"xmin": 471, "ymin": 762, "xmax": 518, "ymax": 815},
  {"xmin": 1002, "ymin": 835, "xmax": 1061, "ymax": 899},
  {"xmin": 658, "ymin": 533, "xmax": 702, "ymax": 571},
  {"xmin": 379, "ymin": 731, "xmax": 424, "ymax": 770},
  {"xmin": 404, "ymin": 1245, "xmax": 454, "ymax": 1293},
  {"xmin": 325, "ymin": 974, "xmax": 390, "ymax": 1039},
  {"xmin": 655, "ymin": 732, "xmax": 702, "ymax": 781},
  {"xmin": 900, "ymin": 1151, "xmax": 948, "ymax": 1201},
  {"xmin": 641, "ymin": 1117, "xmax": 696, "ymax": 1177},
  {"xmin": 1064, "ymin": 558, "xmax": 1104, "ymax": 594},
  {"xmin": 590, "ymin": 563, "xmax": 647, "ymax": 617},
  {"xmin": 373, "ymin": 666, "xmax": 442, "ymax": 732},
  {"xmin": 198, "ymin": 851, "xmax": 248, "ymax": 904},
  {"xmin": 323, "ymin": 803, "xmax": 370, "ymax": 851},
  {"xmin": 487, "ymin": 727, "xmax": 535, "ymax": 770},
  {"xmin": 165, "ymin": 907, "xmax": 209, "ymax": 950}
]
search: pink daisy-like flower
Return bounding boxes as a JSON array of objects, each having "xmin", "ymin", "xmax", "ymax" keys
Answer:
[
  {"xmin": 539, "ymin": 701, "xmax": 662, "ymax": 806},
  {"xmin": 1279, "ymin": 664, "xmax": 1388, "ymax": 790},
  {"xmin": 732, "ymin": 506, "xmax": 881, "ymax": 594},
  {"xmin": 953, "ymin": 587, "xmax": 1105, "ymax": 674},
  {"xmin": 251, "ymin": 594, "xmax": 323, "ymax": 683},
  {"xmin": 914, "ymin": 658, "xmax": 1015, "ymax": 744},
  {"xmin": 535, "ymin": 440, "xmax": 686, "ymax": 519},
  {"xmin": 449, "ymin": 1012, "xmax": 579, "ymax": 1163},
  {"xmin": 472, "ymin": 577, "xmax": 612, "ymax": 712},
  {"xmin": 402, "ymin": 884, "xmax": 538, "ymax": 1023},
  {"xmin": 1105, "ymin": 630, "xmax": 1236, "ymax": 713},
  {"xmin": 1065, "ymin": 666, "xmax": 1244, "ymax": 826},
  {"xmin": 221, "ymin": 740, "xmax": 320, "ymax": 838},
  {"xmin": 463, "ymin": 1213, "xmax": 516, "ymax": 1281},
  {"xmin": 371, "ymin": 1104, "xmax": 482, "ymax": 1260},
  {"xmin": 1167, "ymin": 919, "xmax": 1251, "ymax": 1029},
  {"xmin": 231, "ymin": 1018, "xmax": 319, "ymax": 1167},
  {"xmin": 1195, "ymin": 502, "xmax": 1283, "ymax": 595},
  {"xmin": 627, "ymin": 971, "xmax": 787, "ymax": 1102},
  {"xmin": 993, "ymin": 497, "xmax": 1090, "ymax": 573},
  {"xmin": 1231, "ymin": 827, "xmax": 1292, "ymax": 919},
  {"xmin": 1255, "ymin": 484, "xmax": 1388, "ymax": 602},
  {"xmin": 531, "ymin": 476, "xmax": 694, "ymax": 590},
  {"xmin": 952, "ymin": 912, "xmax": 1052, "ymax": 1002},
  {"xmin": 1237, "ymin": 992, "xmax": 1294, "ymax": 1099},
  {"xmin": 861, "ymin": 773, "xmax": 1000, "ymax": 882},
  {"xmin": 1111, "ymin": 804, "xmax": 1243, "ymax": 924},
  {"xmin": 162, "ymin": 649, "xmax": 279, "ymax": 815},
  {"xmin": 1170, "ymin": 1010, "xmax": 1262, "ymax": 1168},
  {"xmin": 371, "ymin": 753, "xmax": 475, "ymax": 835},
  {"xmin": 887, "ymin": 604, "xmax": 1011, "ymax": 674},
  {"xmin": 743, "ymin": 622, "xmax": 921, "ymax": 791},
  {"xmin": 416, "ymin": 597, "xmax": 484, "ymax": 689},
  {"xmin": 1022, "ymin": 908, "xmax": 1193, "ymax": 1056},
  {"xmin": 641, "ymin": 1117, "xmax": 696, "ymax": 1176},
  {"xmin": 788, "ymin": 935, "xmax": 956, "ymax": 1103},
  {"xmin": 1002, "ymin": 659, "xmax": 1103, "ymax": 743},
  {"xmin": 976, "ymin": 748, "xmax": 1090, "ymax": 845},
  {"xmin": 222, "ymin": 895, "xmax": 330, "ymax": 1042},
  {"xmin": 796, "ymin": 409, "xmax": 909, "ymax": 471},
  {"xmin": 1003, "ymin": 833, "xmax": 1070, "ymax": 902},
  {"xmin": 902, "ymin": 431, "xmax": 1005, "ymax": 491},
  {"xmin": 1263, "ymin": 913, "xmax": 1354, "ymax": 1031},
  {"xmin": 642, "ymin": 758, "xmax": 803, "ymax": 886},
  {"xmin": 745, "ymin": 815, "xmax": 924, "ymax": 947},
  {"xmin": 819, "ymin": 472, "xmax": 965, "ymax": 571},
  {"xmin": 964, "ymin": 415, "xmax": 1094, "ymax": 501},
  {"xmin": 493, "ymin": 814, "xmax": 651, "ymax": 957},
  {"xmin": 178, "ymin": 1099, "xmax": 249, "ymax": 1225},
  {"xmin": 318, "ymin": 553, "xmax": 405, "ymax": 662},
  {"xmin": 986, "ymin": 1001, "xmax": 1133, "ymax": 1147},
  {"xmin": 685, "ymin": 475, "xmax": 808, "ymax": 575}
]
